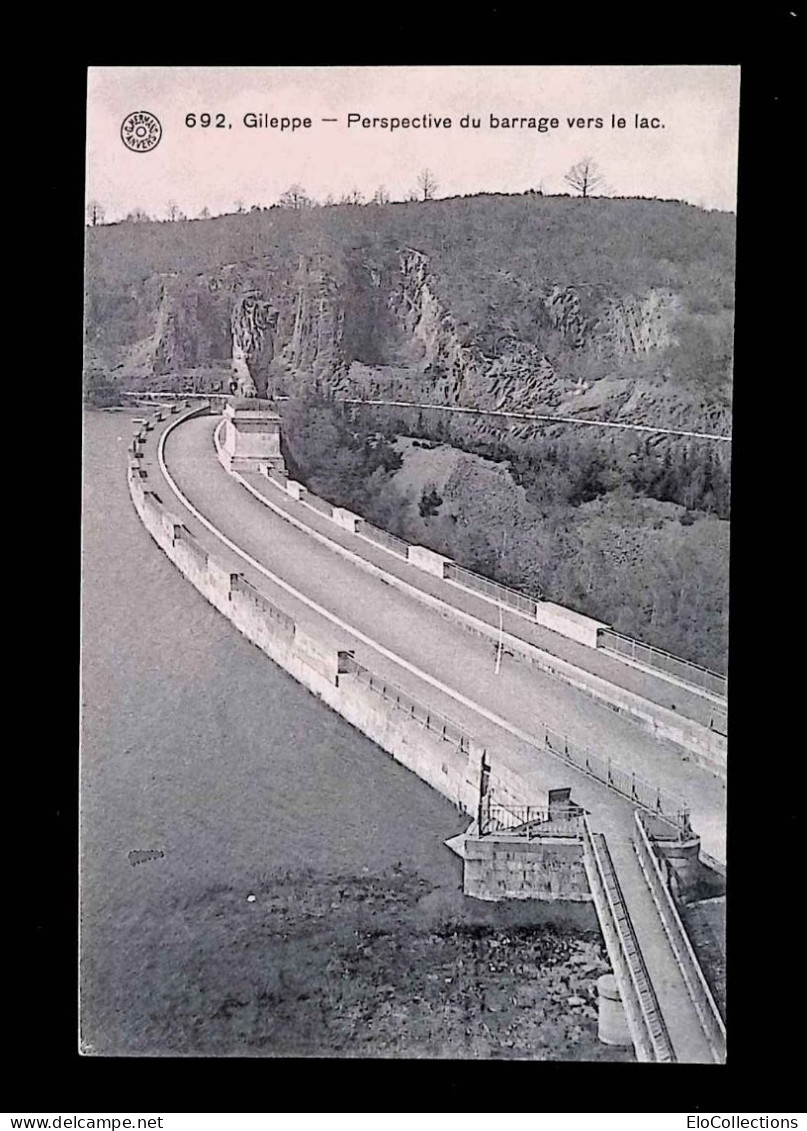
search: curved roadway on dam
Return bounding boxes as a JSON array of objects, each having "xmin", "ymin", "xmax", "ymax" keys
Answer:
[
  {"xmin": 237, "ymin": 461, "xmax": 726, "ymax": 730},
  {"xmin": 163, "ymin": 413, "xmax": 726, "ymax": 864},
  {"xmin": 147, "ymin": 408, "xmax": 725, "ymax": 1064}
]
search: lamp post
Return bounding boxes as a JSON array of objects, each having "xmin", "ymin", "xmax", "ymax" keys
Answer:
[{"xmin": 494, "ymin": 531, "xmax": 506, "ymax": 675}]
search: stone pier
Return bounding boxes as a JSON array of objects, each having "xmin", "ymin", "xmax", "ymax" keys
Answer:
[{"xmin": 219, "ymin": 398, "xmax": 286, "ymax": 474}]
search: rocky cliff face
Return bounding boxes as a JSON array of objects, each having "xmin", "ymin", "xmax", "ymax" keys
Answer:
[
  {"xmin": 282, "ymin": 258, "xmax": 348, "ymax": 387},
  {"xmin": 130, "ymin": 274, "xmax": 232, "ymax": 375},
  {"xmin": 386, "ymin": 249, "xmax": 477, "ymax": 402},
  {"xmin": 93, "ymin": 240, "xmax": 726, "ymax": 435}
]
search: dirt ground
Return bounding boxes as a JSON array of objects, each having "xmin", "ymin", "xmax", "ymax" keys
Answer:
[{"xmin": 81, "ymin": 865, "xmax": 633, "ymax": 1060}]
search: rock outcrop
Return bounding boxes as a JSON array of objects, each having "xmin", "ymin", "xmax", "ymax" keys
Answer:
[
  {"xmin": 231, "ymin": 292, "xmax": 280, "ymax": 397},
  {"xmin": 282, "ymin": 258, "xmax": 348, "ymax": 388}
]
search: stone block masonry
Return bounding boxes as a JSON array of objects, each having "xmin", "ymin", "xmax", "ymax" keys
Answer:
[
  {"xmin": 294, "ymin": 629, "xmax": 342, "ymax": 683},
  {"xmin": 220, "ymin": 400, "xmax": 285, "ymax": 474},
  {"xmin": 462, "ymin": 834, "xmax": 593, "ymax": 904},
  {"xmin": 131, "ymin": 406, "xmax": 723, "ymax": 1063},
  {"xmin": 173, "ymin": 529, "xmax": 209, "ymax": 587}
]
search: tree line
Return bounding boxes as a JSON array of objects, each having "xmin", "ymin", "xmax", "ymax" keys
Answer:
[{"xmin": 86, "ymin": 157, "xmax": 609, "ymax": 226}]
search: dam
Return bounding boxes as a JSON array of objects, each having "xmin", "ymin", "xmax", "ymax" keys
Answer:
[{"xmin": 124, "ymin": 397, "xmax": 727, "ymax": 1063}]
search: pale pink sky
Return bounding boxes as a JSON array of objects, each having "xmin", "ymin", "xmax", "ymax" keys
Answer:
[{"xmin": 86, "ymin": 66, "xmax": 740, "ymax": 220}]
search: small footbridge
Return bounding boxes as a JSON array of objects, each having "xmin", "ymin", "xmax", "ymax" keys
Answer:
[{"xmin": 475, "ymin": 799, "xmax": 725, "ymax": 1064}]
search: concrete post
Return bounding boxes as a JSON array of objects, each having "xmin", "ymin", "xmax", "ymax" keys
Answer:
[{"xmin": 597, "ymin": 974, "xmax": 633, "ymax": 1047}]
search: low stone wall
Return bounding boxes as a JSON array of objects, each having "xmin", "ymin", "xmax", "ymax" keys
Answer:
[
  {"xmin": 535, "ymin": 603, "xmax": 606, "ymax": 650},
  {"xmin": 409, "ymin": 545, "xmax": 452, "ymax": 579},
  {"xmin": 556, "ymin": 666, "xmax": 727, "ymax": 780},
  {"xmin": 332, "ymin": 507, "xmax": 361, "ymax": 533}
]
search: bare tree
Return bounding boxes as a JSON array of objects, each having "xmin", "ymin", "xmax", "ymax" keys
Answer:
[
  {"xmin": 198, "ymin": 206, "xmax": 211, "ymax": 219},
  {"xmin": 86, "ymin": 200, "xmax": 105, "ymax": 227},
  {"xmin": 372, "ymin": 185, "xmax": 390, "ymax": 205},
  {"xmin": 125, "ymin": 207, "xmax": 151, "ymax": 223},
  {"xmin": 167, "ymin": 201, "xmax": 181, "ymax": 222},
  {"xmin": 337, "ymin": 188, "xmax": 364, "ymax": 206},
  {"xmin": 415, "ymin": 168, "xmax": 438, "ymax": 201},
  {"xmin": 564, "ymin": 158, "xmax": 604, "ymax": 198},
  {"xmin": 278, "ymin": 184, "xmax": 313, "ymax": 210},
  {"xmin": 234, "ymin": 200, "xmax": 246, "ymax": 214}
]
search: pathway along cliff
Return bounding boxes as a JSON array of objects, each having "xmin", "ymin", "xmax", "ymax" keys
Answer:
[{"xmin": 80, "ymin": 408, "xmax": 629, "ymax": 1059}]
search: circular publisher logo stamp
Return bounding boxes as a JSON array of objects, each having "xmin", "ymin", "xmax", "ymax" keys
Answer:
[{"xmin": 121, "ymin": 111, "xmax": 162, "ymax": 153}]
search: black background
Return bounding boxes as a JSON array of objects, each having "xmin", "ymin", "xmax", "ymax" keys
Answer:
[{"xmin": 16, "ymin": 5, "xmax": 800, "ymax": 1112}]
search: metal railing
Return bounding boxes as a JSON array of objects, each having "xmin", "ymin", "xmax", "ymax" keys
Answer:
[
  {"xmin": 356, "ymin": 519, "xmax": 410, "ymax": 559},
  {"xmin": 121, "ymin": 391, "xmax": 200, "ymax": 401},
  {"xmin": 634, "ymin": 811, "xmax": 726, "ymax": 1062},
  {"xmin": 535, "ymin": 718, "xmax": 691, "ymax": 832},
  {"xmin": 340, "ymin": 653, "xmax": 472, "ymax": 752},
  {"xmin": 481, "ymin": 800, "xmax": 583, "ymax": 838},
  {"xmin": 206, "ymin": 448, "xmax": 699, "ymax": 827},
  {"xmin": 230, "ymin": 573, "xmax": 296, "ymax": 635},
  {"xmin": 598, "ymin": 628, "xmax": 727, "ymax": 700},
  {"xmin": 174, "ymin": 527, "xmax": 209, "ymax": 569},
  {"xmin": 581, "ymin": 816, "xmax": 675, "ymax": 1063},
  {"xmin": 341, "ymin": 652, "xmax": 688, "ymax": 831},
  {"xmin": 444, "ymin": 562, "xmax": 539, "ymax": 618}
]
